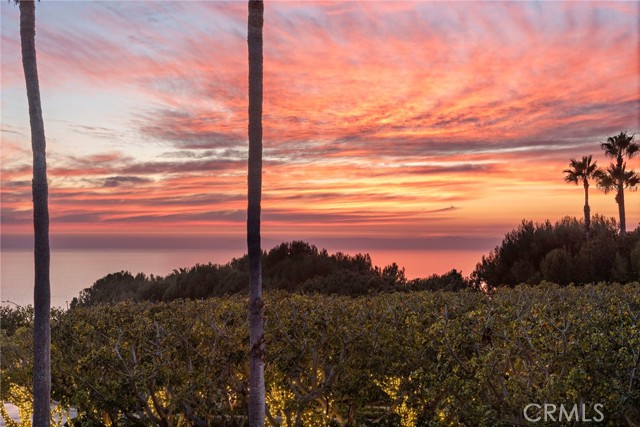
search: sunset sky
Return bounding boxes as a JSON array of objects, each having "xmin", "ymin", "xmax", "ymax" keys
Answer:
[{"xmin": 1, "ymin": 1, "xmax": 639, "ymax": 256}]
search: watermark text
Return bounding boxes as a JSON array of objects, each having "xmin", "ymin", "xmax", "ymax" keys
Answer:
[{"xmin": 523, "ymin": 403, "xmax": 604, "ymax": 423}]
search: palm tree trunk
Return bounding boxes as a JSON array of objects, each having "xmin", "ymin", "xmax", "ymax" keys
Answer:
[
  {"xmin": 616, "ymin": 155, "xmax": 626, "ymax": 234},
  {"xmin": 617, "ymin": 186, "xmax": 626, "ymax": 234},
  {"xmin": 583, "ymin": 181, "xmax": 590, "ymax": 238},
  {"xmin": 19, "ymin": 1, "xmax": 51, "ymax": 426},
  {"xmin": 247, "ymin": 1, "xmax": 265, "ymax": 426}
]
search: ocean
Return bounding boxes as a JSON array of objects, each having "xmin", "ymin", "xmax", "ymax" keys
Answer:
[{"xmin": 0, "ymin": 248, "xmax": 485, "ymax": 308}]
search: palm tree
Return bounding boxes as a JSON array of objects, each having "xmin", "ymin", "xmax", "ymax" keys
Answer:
[
  {"xmin": 18, "ymin": 0, "xmax": 51, "ymax": 425},
  {"xmin": 564, "ymin": 155, "xmax": 599, "ymax": 237},
  {"xmin": 598, "ymin": 131, "xmax": 639, "ymax": 234},
  {"xmin": 247, "ymin": 1, "xmax": 265, "ymax": 426},
  {"xmin": 596, "ymin": 163, "xmax": 640, "ymax": 234}
]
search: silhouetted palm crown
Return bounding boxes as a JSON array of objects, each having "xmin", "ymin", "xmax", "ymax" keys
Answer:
[
  {"xmin": 600, "ymin": 131, "xmax": 639, "ymax": 163},
  {"xmin": 595, "ymin": 131, "xmax": 639, "ymax": 234},
  {"xmin": 563, "ymin": 155, "xmax": 598, "ymax": 186},
  {"xmin": 596, "ymin": 163, "xmax": 640, "ymax": 193},
  {"xmin": 596, "ymin": 131, "xmax": 640, "ymax": 193}
]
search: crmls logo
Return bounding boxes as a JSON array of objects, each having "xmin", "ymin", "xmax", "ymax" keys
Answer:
[{"xmin": 523, "ymin": 404, "xmax": 605, "ymax": 423}]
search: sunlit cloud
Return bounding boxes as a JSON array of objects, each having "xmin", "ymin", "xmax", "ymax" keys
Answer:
[{"xmin": 1, "ymin": 1, "xmax": 638, "ymax": 252}]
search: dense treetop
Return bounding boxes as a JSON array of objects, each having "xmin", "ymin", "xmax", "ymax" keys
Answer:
[{"xmin": 472, "ymin": 216, "xmax": 640, "ymax": 287}]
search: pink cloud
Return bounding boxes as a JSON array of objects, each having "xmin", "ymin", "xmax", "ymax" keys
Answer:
[{"xmin": 1, "ymin": 1, "xmax": 638, "ymax": 242}]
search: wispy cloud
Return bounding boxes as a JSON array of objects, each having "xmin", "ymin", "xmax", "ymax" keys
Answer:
[{"xmin": 1, "ymin": 1, "xmax": 638, "ymax": 247}]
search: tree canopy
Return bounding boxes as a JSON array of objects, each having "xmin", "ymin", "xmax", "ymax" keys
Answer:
[
  {"xmin": 70, "ymin": 241, "xmax": 470, "ymax": 307},
  {"xmin": 471, "ymin": 216, "xmax": 640, "ymax": 287}
]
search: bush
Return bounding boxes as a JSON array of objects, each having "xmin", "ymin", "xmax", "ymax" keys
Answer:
[
  {"xmin": 540, "ymin": 248, "xmax": 573, "ymax": 285},
  {"xmin": 405, "ymin": 269, "xmax": 467, "ymax": 292},
  {"xmin": 3, "ymin": 283, "xmax": 639, "ymax": 426},
  {"xmin": 471, "ymin": 216, "xmax": 639, "ymax": 287},
  {"xmin": 71, "ymin": 242, "xmax": 468, "ymax": 306}
]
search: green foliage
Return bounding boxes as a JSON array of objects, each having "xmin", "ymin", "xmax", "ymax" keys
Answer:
[
  {"xmin": 2, "ymin": 284, "xmax": 639, "ymax": 426},
  {"xmin": 0, "ymin": 305, "xmax": 33, "ymax": 337},
  {"xmin": 71, "ymin": 242, "xmax": 467, "ymax": 306},
  {"xmin": 630, "ymin": 240, "xmax": 640, "ymax": 276},
  {"xmin": 405, "ymin": 269, "xmax": 467, "ymax": 292},
  {"xmin": 471, "ymin": 216, "xmax": 640, "ymax": 287},
  {"xmin": 540, "ymin": 248, "xmax": 573, "ymax": 285}
]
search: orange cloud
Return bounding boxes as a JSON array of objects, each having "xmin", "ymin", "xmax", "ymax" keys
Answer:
[{"xmin": 1, "ymin": 1, "xmax": 638, "ymax": 251}]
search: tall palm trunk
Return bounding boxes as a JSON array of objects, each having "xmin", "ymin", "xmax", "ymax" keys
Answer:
[
  {"xmin": 582, "ymin": 180, "xmax": 590, "ymax": 237},
  {"xmin": 616, "ymin": 155, "xmax": 626, "ymax": 234},
  {"xmin": 616, "ymin": 185, "xmax": 626, "ymax": 234},
  {"xmin": 19, "ymin": 1, "xmax": 51, "ymax": 425},
  {"xmin": 247, "ymin": 1, "xmax": 265, "ymax": 426}
]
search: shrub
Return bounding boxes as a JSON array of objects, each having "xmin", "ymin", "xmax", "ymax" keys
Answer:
[
  {"xmin": 3, "ymin": 283, "xmax": 639, "ymax": 426},
  {"xmin": 540, "ymin": 248, "xmax": 573, "ymax": 285},
  {"xmin": 471, "ymin": 216, "xmax": 639, "ymax": 287},
  {"xmin": 71, "ymin": 242, "xmax": 463, "ymax": 306}
]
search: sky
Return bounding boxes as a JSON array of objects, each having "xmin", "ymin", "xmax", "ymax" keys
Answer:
[{"xmin": 1, "ymin": 1, "xmax": 639, "ymax": 258}]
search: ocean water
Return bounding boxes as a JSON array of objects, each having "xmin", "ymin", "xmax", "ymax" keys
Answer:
[{"xmin": 0, "ymin": 248, "xmax": 485, "ymax": 308}]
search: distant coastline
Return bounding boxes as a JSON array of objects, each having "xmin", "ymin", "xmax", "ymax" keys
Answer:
[{"xmin": 0, "ymin": 247, "xmax": 485, "ymax": 308}]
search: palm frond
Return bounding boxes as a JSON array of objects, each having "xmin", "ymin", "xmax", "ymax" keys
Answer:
[
  {"xmin": 563, "ymin": 172, "xmax": 579, "ymax": 184},
  {"xmin": 601, "ymin": 131, "xmax": 638, "ymax": 160},
  {"xmin": 595, "ymin": 168, "xmax": 616, "ymax": 193},
  {"xmin": 595, "ymin": 161, "xmax": 640, "ymax": 193},
  {"xmin": 601, "ymin": 141, "xmax": 617, "ymax": 158},
  {"xmin": 623, "ymin": 170, "xmax": 640, "ymax": 190},
  {"xmin": 564, "ymin": 155, "xmax": 599, "ymax": 184}
]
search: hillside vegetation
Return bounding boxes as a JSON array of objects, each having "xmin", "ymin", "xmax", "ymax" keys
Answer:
[
  {"xmin": 70, "ymin": 241, "xmax": 467, "ymax": 307},
  {"xmin": 472, "ymin": 216, "xmax": 640, "ymax": 287},
  {"xmin": 71, "ymin": 217, "xmax": 640, "ymax": 307}
]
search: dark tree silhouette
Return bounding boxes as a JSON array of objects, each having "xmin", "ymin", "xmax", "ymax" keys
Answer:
[
  {"xmin": 247, "ymin": 1, "xmax": 265, "ymax": 426},
  {"xmin": 597, "ymin": 132, "xmax": 639, "ymax": 234},
  {"xmin": 596, "ymin": 163, "xmax": 640, "ymax": 234},
  {"xmin": 18, "ymin": 0, "xmax": 51, "ymax": 425},
  {"xmin": 564, "ymin": 155, "xmax": 599, "ymax": 237}
]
